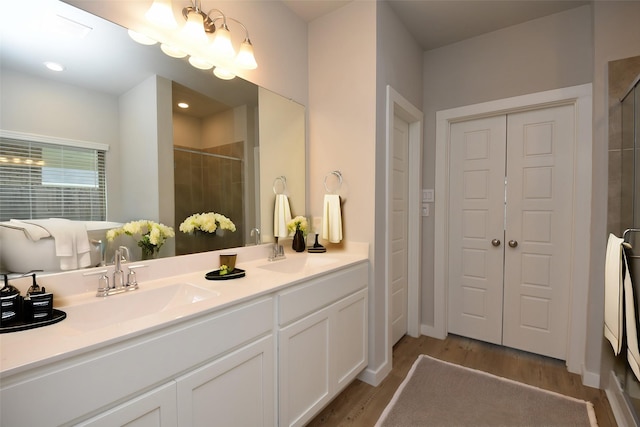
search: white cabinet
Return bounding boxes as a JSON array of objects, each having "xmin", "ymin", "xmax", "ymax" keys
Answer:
[
  {"xmin": 76, "ymin": 382, "xmax": 177, "ymax": 427},
  {"xmin": 0, "ymin": 260, "xmax": 369, "ymax": 427},
  {"xmin": 176, "ymin": 335, "xmax": 275, "ymax": 427},
  {"xmin": 278, "ymin": 263, "xmax": 368, "ymax": 427},
  {"xmin": 1, "ymin": 297, "xmax": 274, "ymax": 427}
]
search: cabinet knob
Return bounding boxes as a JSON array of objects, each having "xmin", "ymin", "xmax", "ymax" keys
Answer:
[
  {"xmin": 491, "ymin": 239, "xmax": 501, "ymax": 247},
  {"xmin": 508, "ymin": 240, "xmax": 518, "ymax": 248}
]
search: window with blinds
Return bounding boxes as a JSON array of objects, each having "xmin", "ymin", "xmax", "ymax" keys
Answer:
[{"xmin": 0, "ymin": 137, "xmax": 106, "ymax": 221}]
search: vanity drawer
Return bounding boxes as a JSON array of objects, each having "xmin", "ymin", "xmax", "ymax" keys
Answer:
[{"xmin": 278, "ymin": 262, "xmax": 367, "ymax": 326}]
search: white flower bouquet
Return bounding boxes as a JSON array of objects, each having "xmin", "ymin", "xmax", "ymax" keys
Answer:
[
  {"xmin": 179, "ymin": 212, "xmax": 236, "ymax": 234},
  {"xmin": 287, "ymin": 216, "xmax": 309, "ymax": 236},
  {"xmin": 106, "ymin": 220, "xmax": 175, "ymax": 258}
]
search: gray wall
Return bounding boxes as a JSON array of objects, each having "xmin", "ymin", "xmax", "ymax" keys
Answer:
[{"xmin": 420, "ymin": 5, "xmax": 593, "ymax": 328}]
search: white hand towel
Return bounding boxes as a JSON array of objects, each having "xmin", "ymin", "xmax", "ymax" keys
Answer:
[
  {"xmin": 322, "ymin": 194, "xmax": 342, "ymax": 243},
  {"xmin": 274, "ymin": 194, "xmax": 292, "ymax": 238},
  {"xmin": 6, "ymin": 219, "xmax": 51, "ymax": 241},
  {"xmin": 604, "ymin": 233, "xmax": 624, "ymax": 355},
  {"xmin": 623, "ymin": 244, "xmax": 640, "ymax": 380},
  {"xmin": 22, "ymin": 219, "xmax": 91, "ymax": 270}
]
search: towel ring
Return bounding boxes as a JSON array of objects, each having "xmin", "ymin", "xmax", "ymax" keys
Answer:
[
  {"xmin": 324, "ymin": 171, "xmax": 343, "ymax": 194},
  {"xmin": 623, "ymin": 228, "xmax": 640, "ymax": 242},
  {"xmin": 273, "ymin": 176, "xmax": 287, "ymax": 195}
]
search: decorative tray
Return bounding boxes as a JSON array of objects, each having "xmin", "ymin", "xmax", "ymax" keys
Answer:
[
  {"xmin": 205, "ymin": 268, "xmax": 246, "ymax": 281},
  {"xmin": 0, "ymin": 309, "xmax": 67, "ymax": 334}
]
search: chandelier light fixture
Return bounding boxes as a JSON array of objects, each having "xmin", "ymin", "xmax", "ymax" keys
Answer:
[{"xmin": 128, "ymin": 0, "xmax": 257, "ymax": 80}]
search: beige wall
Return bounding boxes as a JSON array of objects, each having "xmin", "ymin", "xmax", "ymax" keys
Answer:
[
  {"xmin": 308, "ymin": 0, "xmax": 424, "ymax": 380},
  {"xmin": 308, "ymin": 0, "xmax": 379, "ymax": 370}
]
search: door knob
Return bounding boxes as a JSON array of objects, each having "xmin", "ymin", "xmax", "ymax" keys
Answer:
[
  {"xmin": 491, "ymin": 239, "xmax": 501, "ymax": 247},
  {"xmin": 508, "ymin": 240, "xmax": 518, "ymax": 248}
]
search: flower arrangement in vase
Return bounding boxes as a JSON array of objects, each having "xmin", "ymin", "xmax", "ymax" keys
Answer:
[
  {"xmin": 287, "ymin": 216, "xmax": 308, "ymax": 252},
  {"xmin": 179, "ymin": 212, "xmax": 236, "ymax": 236},
  {"xmin": 106, "ymin": 220, "xmax": 175, "ymax": 260}
]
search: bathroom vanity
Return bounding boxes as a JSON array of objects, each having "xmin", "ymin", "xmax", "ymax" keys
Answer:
[{"xmin": 0, "ymin": 244, "xmax": 368, "ymax": 427}]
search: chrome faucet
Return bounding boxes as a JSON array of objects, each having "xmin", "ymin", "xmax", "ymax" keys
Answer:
[
  {"xmin": 250, "ymin": 227, "xmax": 261, "ymax": 245},
  {"xmin": 112, "ymin": 246, "xmax": 129, "ymax": 290},
  {"xmin": 85, "ymin": 247, "xmax": 146, "ymax": 297},
  {"xmin": 268, "ymin": 242, "xmax": 286, "ymax": 262}
]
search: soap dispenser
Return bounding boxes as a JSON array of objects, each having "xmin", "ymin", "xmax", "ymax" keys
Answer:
[
  {"xmin": 0, "ymin": 274, "xmax": 22, "ymax": 326},
  {"xmin": 24, "ymin": 274, "xmax": 53, "ymax": 322}
]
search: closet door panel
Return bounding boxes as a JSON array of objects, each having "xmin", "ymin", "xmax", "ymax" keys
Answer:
[
  {"xmin": 502, "ymin": 104, "xmax": 574, "ymax": 360},
  {"xmin": 448, "ymin": 116, "xmax": 507, "ymax": 344}
]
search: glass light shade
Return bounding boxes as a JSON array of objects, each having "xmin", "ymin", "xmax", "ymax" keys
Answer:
[
  {"xmin": 235, "ymin": 39, "xmax": 257, "ymax": 69},
  {"xmin": 181, "ymin": 12, "xmax": 208, "ymax": 45},
  {"xmin": 128, "ymin": 29, "xmax": 157, "ymax": 45},
  {"xmin": 188, "ymin": 56, "xmax": 214, "ymax": 70},
  {"xmin": 210, "ymin": 25, "xmax": 235, "ymax": 60},
  {"xmin": 160, "ymin": 43, "xmax": 187, "ymax": 58},
  {"xmin": 145, "ymin": 0, "xmax": 178, "ymax": 29},
  {"xmin": 213, "ymin": 66, "xmax": 235, "ymax": 80}
]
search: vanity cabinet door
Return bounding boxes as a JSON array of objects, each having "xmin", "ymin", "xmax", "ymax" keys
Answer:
[
  {"xmin": 334, "ymin": 289, "xmax": 368, "ymax": 390},
  {"xmin": 278, "ymin": 288, "xmax": 368, "ymax": 427},
  {"xmin": 279, "ymin": 307, "xmax": 332, "ymax": 427},
  {"xmin": 76, "ymin": 382, "xmax": 177, "ymax": 427},
  {"xmin": 176, "ymin": 335, "xmax": 275, "ymax": 427}
]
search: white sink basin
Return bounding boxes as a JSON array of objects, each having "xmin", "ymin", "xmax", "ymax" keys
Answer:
[
  {"xmin": 62, "ymin": 283, "xmax": 220, "ymax": 332},
  {"xmin": 258, "ymin": 256, "xmax": 339, "ymax": 274}
]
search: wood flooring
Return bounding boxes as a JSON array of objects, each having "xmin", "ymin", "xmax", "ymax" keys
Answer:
[{"xmin": 308, "ymin": 334, "xmax": 617, "ymax": 426}]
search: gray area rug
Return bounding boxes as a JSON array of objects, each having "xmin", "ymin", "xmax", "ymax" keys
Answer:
[{"xmin": 376, "ymin": 355, "xmax": 597, "ymax": 427}]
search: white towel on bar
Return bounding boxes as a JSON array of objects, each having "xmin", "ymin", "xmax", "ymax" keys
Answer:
[
  {"xmin": 623, "ymin": 243, "xmax": 640, "ymax": 380},
  {"xmin": 22, "ymin": 218, "xmax": 91, "ymax": 270},
  {"xmin": 322, "ymin": 194, "xmax": 342, "ymax": 243},
  {"xmin": 604, "ymin": 233, "xmax": 625, "ymax": 355},
  {"xmin": 273, "ymin": 194, "xmax": 292, "ymax": 238}
]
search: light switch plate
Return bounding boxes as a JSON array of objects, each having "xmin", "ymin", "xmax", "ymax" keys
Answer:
[{"xmin": 422, "ymin": 189, "xmax": 434, "ymax": 203}]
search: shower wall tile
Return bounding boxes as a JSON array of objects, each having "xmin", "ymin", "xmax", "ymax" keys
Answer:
[{"xmin": 608, "ymin": 55, "xmax": 640, "ymax": 235}]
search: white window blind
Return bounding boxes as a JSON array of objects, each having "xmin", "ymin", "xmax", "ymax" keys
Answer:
[{"xmin": 0, "ymin": 137, "xmax": 106, "ymax": 221}]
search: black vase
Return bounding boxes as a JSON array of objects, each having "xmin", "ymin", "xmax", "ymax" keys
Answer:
[{"xmin": 292, "ymin": 229, "xmax": 305, "ymax": 252}]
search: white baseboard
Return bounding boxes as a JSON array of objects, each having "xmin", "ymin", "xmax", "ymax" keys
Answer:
[
  {"xmin": 421, "ymin": 324, "xmax": 446, "ymax": 340},
  {"xmin": 606, "ymin": 370, "xmax": 639, "ymax": 427},
  {"xmin": 358, "ymin": 360, "xmax": 392, "ymax": 387},
  {"xmin": 581, "ymin": 368, "xmax": 600, "ymax": 389}
]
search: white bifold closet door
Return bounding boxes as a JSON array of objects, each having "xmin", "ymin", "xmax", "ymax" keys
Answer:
[{"xmin": 447, "ymin": 104, "xmax": 574, "ymax": 360}]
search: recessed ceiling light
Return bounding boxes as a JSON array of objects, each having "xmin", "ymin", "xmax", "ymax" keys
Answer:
[
  {"xmin": 44, "ymin": 61, "xmax": 65, "ymax": 72},
  {"xmin": 178, "ymin": 102, "xmax": 189, "ymax": 109}
]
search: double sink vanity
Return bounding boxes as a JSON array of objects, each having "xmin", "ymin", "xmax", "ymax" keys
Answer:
[{"xmin": 0, "ymin": 243, "xmax": 369, "ymax": 426}]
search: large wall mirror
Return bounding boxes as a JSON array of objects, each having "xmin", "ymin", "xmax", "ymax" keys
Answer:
[{"xmin": 0, "ymin": 0, "xmax": 305, "ymax": 273}]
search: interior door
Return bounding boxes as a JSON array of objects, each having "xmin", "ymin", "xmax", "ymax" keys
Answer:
[
  {"xmin": 447, "ymin": 104, "xmax": 575, "ymax": 360},
  {"xmin": 448, "ymin": 116, "xmax": 507, "ymax": 345},
  {"xmin": 502, "ymin": 104, "xmax": 574, "ymax": 359},
  {"xmin": 391, "ymin": 113, "xmax": 409, "ymax": 345}
]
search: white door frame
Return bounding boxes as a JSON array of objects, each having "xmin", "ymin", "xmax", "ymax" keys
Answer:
[
  {"xmin": 386, "ymin": 86, "xmax": 423, "ymax": 346},
  {"xmin": 432, "ymin": 83, "xmax": 594, "ymax": 385}
]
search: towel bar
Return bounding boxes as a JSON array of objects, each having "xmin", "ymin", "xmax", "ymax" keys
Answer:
[
  {"xmin": 324, "ymin": 171, "xmax": 343, "ymax": 194},
  {"xmin": 273, "ymin": 176, "xmax": 287, "ymax": 195},
  {"xmin": 623, "ymin": 229, "xmax": 640, "ymax": 258}
]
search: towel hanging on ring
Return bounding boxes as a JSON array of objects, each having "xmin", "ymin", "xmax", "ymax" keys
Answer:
[
  {"xmin": 274, "ymin": 194, "xmax": 292, "ymax": 239},
  {"xmin": 322, "ymin": 194, "xmax": 342, "ymax": 243}
]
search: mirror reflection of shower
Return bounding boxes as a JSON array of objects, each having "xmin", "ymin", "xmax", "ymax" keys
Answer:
[{"xmin": 172, "ymin": 83, "xmax": 257, "ymax": 255}]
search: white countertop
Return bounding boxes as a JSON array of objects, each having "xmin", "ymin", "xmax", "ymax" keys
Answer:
[{"xmin": 0, "ymin": 243, "xmax": 368, "ymax": 378}]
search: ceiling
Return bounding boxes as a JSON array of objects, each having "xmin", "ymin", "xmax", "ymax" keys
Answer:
[{"xmin": 282, "ymin": 0, "xmax": 589, "ymax": 51}]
